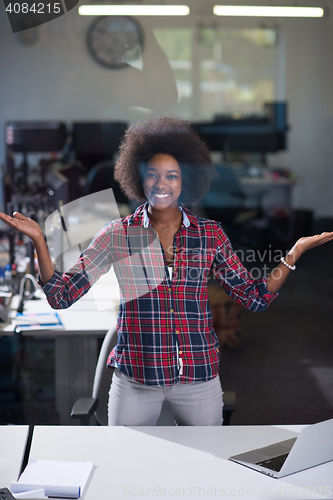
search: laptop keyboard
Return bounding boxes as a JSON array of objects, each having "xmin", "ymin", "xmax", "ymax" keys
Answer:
[{"xmin": 256, "ymin": 453, "xmax": 289, "ymax": 472}]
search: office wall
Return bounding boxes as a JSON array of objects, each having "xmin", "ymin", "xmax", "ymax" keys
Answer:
[
  {"xmin": 0, "ymin": 4, "xmax": 332, "ymax": 217},
  {"xmin": 279, "ymin": 17, "xmax": 333, "ymax": 216},
  {"xmin": 282, "ymin": 16, "xmax": 333, "ymax": 217}
]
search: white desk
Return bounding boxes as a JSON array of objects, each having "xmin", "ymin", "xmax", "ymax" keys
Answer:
[
  {"xmin": 0, "ymin": 425, "xmax": 29, "ymax": 489},
  {"xmin": 26, "ymin": 425, "xmax": 332, "ymax": 499},
  {"xmin": 1, "ymin": 288, "xmax": 118, "ymax": 425},
  {"xmin": 240, "ymin": 177, "xmax": 295, "ymax": 215}
]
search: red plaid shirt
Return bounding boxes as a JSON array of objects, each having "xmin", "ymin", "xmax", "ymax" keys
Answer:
[{"xmin": 41, "ymin": 203, "xmax": 277, "ymax": 386}]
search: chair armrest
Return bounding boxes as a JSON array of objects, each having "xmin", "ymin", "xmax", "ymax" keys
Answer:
[{"xmin": 70, "ymin": 397, "xmax": 99, "ymax": 425}]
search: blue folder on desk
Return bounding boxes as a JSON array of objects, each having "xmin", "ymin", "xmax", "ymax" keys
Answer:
[{"xmin": 14, "ymin": 312, "xmax": 64, "ymax": 332}]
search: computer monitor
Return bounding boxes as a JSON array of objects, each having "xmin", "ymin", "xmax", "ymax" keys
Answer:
[
  {"xmin": 192, "ymin": 101, "xmax": 289, "ymax": 155},
  {"xmin": 5, "ymin": 121, "xmax": 67, "ymax": 152},
  {"xmin": 4, "ymin": 121, "xmax": 68, "ymax": 207},
  {"xmin": 72, "ymin": 122, "xmax": 128, "ymax": 171}
]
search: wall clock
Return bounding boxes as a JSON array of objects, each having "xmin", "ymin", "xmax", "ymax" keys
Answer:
[{"xmin": 86, "ymin": 16, "xmax": 144, "ymax": 69}]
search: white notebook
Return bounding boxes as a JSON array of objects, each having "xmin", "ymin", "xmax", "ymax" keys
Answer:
[{"xmin": 11, "ymin": 459, "xmax": 94, "ymax": 499}]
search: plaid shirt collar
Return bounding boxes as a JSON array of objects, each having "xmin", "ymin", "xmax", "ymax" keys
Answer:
[{"xmin": 128, "ymin": 202, "xmax": 197, "ymax": 230}]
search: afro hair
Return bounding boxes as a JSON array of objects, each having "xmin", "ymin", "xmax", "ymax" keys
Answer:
[{"xmin": 114, "ymin": 115, "xmax": 217, "ymax": 205}]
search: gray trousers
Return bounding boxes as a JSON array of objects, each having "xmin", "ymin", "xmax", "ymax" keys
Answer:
[{"xmin": 108, "ymin": 369, "xmax": 223, "ymax": 426}]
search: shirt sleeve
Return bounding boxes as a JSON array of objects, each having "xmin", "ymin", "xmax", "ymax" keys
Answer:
[
  {"xmin": 38, "ymin": 222, "xmax": 114, "ymax": 309},
  {"xmin": 212, "ymin": 225, "xmax": 278, "ymax": 312}
]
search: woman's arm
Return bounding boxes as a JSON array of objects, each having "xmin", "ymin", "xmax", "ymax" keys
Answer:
[
  {"xmin": 213, "ymin": 223, "xmax": 333, "ymax": 311},
  {"xmin": 0, "ymin": 210, "xmax": 115, "ymax": 310},
  {"xmin": 266, "ymin": 231, "xmax": 333, "ymax": 294},
  {"xmin": 0, "ymin": 211, "xmax": 55, "ymax": 285}
]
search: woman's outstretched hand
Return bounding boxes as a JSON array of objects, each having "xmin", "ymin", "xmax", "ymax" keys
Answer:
[
  {"xmin": 265, "ymin": 230, "xmax": 333, "ymax": 294},
  {"xmin": 0, "ymin": 211, "xmax": 55, "ymax": 285},
  {"xmin": 291, "ymin": 231, "xmax": 333, "ymax": 257},
  {"xmin": 0, "ymin": 211, "xmax": 43, "ymax": 243}
]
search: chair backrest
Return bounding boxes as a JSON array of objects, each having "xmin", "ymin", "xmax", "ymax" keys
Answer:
[
  {"xmin": 92, "ymin": 329, "xmax": 176, "ymax": 425},
  {"xmin": 92, "ymin": 329, "xmax": 117, "ymax": 425},
  {"xmin": 202, "ymin": 164, "xmax": 243, "ymax": 209},
  {"xmin": 84, "ymin": 160, "xmax": 129, "ymax": 204}
]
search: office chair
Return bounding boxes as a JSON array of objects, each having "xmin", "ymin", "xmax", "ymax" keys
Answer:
[
  {"xmin": 200, "ymin": 164, "xmax": 266, "ymax": 225},
  {"xmin": 198, "ymin": 164, "xmax": 268, "ymax": 250},
  {"xmin": 71, "ymin": 328, "xmax": 236, "ymax": 426},
  {"xmin": 84, "ymin": 160, "xmax": 129, "ymax": 205}
]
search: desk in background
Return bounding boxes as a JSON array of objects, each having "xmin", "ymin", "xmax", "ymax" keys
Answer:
[
  {"xmin": 240, "ymin": 176, "xmax": 295, "ymax": 215},
  {"xmin": 25, "ymin": 424, "xmax": 333, "ymax": 499},
  {"xmin": 1, "ymin": 278, "xmax": 118, "ymax": 425},
  {"xmin": 0, "ymin": 196, "xmax": 123, "ymax": 425}
]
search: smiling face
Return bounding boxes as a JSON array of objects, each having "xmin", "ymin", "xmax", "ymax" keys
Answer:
[{"xmin": 143, "ymin": 153, "xmax": 182, "ymax": 212}]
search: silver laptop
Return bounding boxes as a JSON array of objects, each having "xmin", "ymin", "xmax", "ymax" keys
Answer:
[{"xmin": 229, "ymin": 418, "xmax": 333, "ymax": 478}]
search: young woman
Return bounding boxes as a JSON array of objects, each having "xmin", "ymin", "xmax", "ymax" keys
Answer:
[{"xmin": 1, "ymin": 116, "xmax": 332, "ymax": 426}]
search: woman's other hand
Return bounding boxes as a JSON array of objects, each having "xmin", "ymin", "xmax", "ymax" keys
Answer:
[
  {"xmin": 0, "ymin": 211, "xmax": 44, "ymax": 243},
  {"xmin": 0, "ymin": 211, "xmax": 55, "ymax": 285},
  {"xmin": 291, "ymin": 231, "xmax": 333, "ymax": 257}
]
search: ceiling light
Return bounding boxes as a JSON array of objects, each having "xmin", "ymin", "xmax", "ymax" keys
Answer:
[
  {"xmin": 213, "ymin": 5, "xmax": 324, "ymax": 18},
  {"xmin": 78, "ymin": 5, "xmax": 190, "ymax": 16}
]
